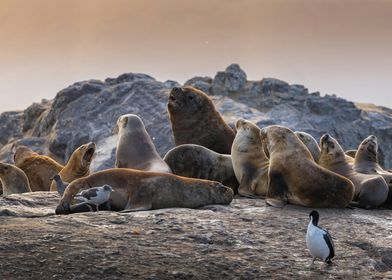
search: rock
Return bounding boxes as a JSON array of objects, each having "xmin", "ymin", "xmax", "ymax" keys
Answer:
[
  {"xmin": 184, "ymin": 76, "xmax": 213, "ymax": 93},
  {"xmin": 0, "ymin": 193, "xmax": 391, "ymax": 278},
  {"xmin": 211, "ymin": 64, "xmax": 247, "ymax": 95},
  {"xmin": 1, "ymin": 64, "xmax": 392, "ymax": 169}
]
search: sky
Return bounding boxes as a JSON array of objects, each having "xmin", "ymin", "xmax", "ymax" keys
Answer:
[{"xmin": 1, "ymin": 0, "xmax": 392, "ymax": 113}]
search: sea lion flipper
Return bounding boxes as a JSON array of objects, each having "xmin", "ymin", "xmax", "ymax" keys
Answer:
[
  {"xmin": 266, "ymin": 171, "xmax": 288, "ymax": 207},
  {"xmin": 238, "ymin": 176, "xmax": 258, "ymax": 198}
]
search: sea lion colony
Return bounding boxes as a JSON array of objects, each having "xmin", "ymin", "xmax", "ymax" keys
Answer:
[{"xmin": 1, "ymin": 86, "xmax": 391, "ymax": 213}]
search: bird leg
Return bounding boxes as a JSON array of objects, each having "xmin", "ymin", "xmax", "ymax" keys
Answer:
[{"xmin": 105, "ymin": 201, "xmax": 111, "ymax": 211}]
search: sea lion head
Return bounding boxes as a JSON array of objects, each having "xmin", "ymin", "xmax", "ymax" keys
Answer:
[
  {"xmin": 13, "ymin": 145, "xmax": 37, "ymax": 166},
  {"xmin": 295, "ymin": 131, "xmax": 321, "ymax": 162},
  {"xmin": 235, "ymin": 118, "xmax": 261, "ymax": 144},
  {"xmin": 68, "ymin": 142, "xmax": 96, "ymax": 175},
  {"xmin": 356, "ymin": 135, "xmax": 378, "ymax": 162},
  {"xmin": 319, "ymin": 134, "xmax": 345, "ymax": 163},
  {"xmin": 115, "ymin": 114, "xmax": 145, "ymax": 133},
  {"xmin": 0, "ymin": 163, "xmax": 13, "ymax": 178},
  {"xmin": 168, "ymin": 86, "xmax": 213, "ymax": 115},
  {"xmin": 259, "ymin": 125, "xmax": 300, "ymax": 154}
]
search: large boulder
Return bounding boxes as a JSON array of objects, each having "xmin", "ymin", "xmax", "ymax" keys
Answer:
[{"xmin": 1, "ymin": 65, "xmax": 392, "ymax": 169}]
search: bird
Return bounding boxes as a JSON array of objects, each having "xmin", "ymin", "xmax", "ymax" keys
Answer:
[
  {"xmin": 306, "ymin": 210, "xmax": 335, "ymax": 265},
  {"xmin": 76, "ymin": 184, "xmax": 114, "ymax": 212},
  {"xmin": 50, "ymin": 174, "xmax": 69, "ymax": 196}
]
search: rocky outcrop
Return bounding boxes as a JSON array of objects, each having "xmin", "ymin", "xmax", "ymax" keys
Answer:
[{"xmin": 1, "ymin": 64, "xmax": 392, "ymax": 169}]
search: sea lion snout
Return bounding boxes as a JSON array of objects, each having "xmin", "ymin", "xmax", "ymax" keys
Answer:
[{"xmin": 320, "ymin": 134, "xmax": 331, "ymax": 145}]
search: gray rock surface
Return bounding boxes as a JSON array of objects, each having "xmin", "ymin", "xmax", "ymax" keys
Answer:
[
  {"xmin": 1, "ymin": 64, "xmax": 392, "ymax": 169},
  {"xmin": 0, "ymin": 192, "xmax": 391, "ymax": 279}
]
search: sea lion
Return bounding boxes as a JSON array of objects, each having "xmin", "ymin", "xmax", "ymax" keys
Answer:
[
  {"xmin": 259, "ymin": 125, "xmax": 354, "ymax": 208},
  {"xmin": 50, "ymin": 142, "xmax": 96, "ymax": 192},
  {"xmin": 353, "ymin": 135, "xmax": 392, "ymax": 206},
  {"xmin": 167, "ymin": 86, "xmax": 235, "ymax": 154},
  {"xmin": 15, "ymin": 146, "xmax": 63, "ymax": 191},
  {"xmin": 0, "ymin": 163, "xmax": 31, "ymax": 195},
  {"xmin": 353, "ymin": 135, "xmax": 392, "ymax": 182},
  {"xmin": 295, "ymin": 131, "xmax": 321, "ymax": 162},
  {"xmin": 55, "ymin": 168, "xmax": 234, "ymax": 214},
  {"xmin": 231, "ymin": 119, "xmax": 269, "ymax": 197},
  {"xmin": 115, "ymin": 114, "xmax": 171, "ymax": 173},
  {"xmin": 163, "ymin": 144, "xmax": 238, "ymax": 193},
  {"xmin": 318, "ymin": 134, "xmax": 388, "ymax": 209}
]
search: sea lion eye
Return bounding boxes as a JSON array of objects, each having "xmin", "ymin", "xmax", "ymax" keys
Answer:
[{"xmin": 188, "ymin": 95, "xmax": 193, "ymax": 100}]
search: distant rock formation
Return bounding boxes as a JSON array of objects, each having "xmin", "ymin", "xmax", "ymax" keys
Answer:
[{"xmin": 1, "ymin": 64, "xmax": 392, "ymax": 169}]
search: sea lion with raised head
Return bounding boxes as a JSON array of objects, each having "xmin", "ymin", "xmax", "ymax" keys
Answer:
[
  {"xmin": 55, "ymin": 168, "xmax": 234, "ymax": 214},
  {"xmin": 0, "ymin": 163, "xmax": 31, "ymax": 195},
  {"xmin": 259, "ymin": 125, "xmax": 354, "ymax": 208},
  {"xmin": 167, "ymin": 86, "xmax": 235, "ymax": 154},
  {"xmin": 163, "ymin": 144, "xmax": 238, "ymax": 193},
  {"xmin": 15, "ymin": 146, "xmax": 63, "ymax": 192},
  {"xmin": 231, "ymin": 119, "xmax": 269, "ymax": 198},
  {"xmin": 115, "ymin": 114, "xmax": 171, "ymax": 173},
  {"xmin": 318, "ymin": 134, "xmax": 388, "ymax": 209},
  {"xmin": 295, "ymin": 131, "xmax": 321, "ymax": 162},
  {"xmin": 353, "ymin": 135, "xmax": 392, "ymax": 207},
  {"xmin": 49, "ymin": 142, "xmax": 96, "ymax": 192}
]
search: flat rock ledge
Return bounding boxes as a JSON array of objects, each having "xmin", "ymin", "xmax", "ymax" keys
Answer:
[{"xmin": 0, "ymin": 193, "xmax": 391, "ymax": 279}]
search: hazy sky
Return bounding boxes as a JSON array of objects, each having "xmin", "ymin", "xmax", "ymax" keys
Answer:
[{"xmin": 1, "ymin": 0, "xmax": 391, "ymax": 112}]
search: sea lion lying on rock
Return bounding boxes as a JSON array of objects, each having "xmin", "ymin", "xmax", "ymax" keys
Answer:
[
  {"xmin": 164, "ymin": 144, "xmax": 238, "ymax": 193},
  {"xmin": 55, "ymin": 168, "xmax": 234, "ymax": 214}
]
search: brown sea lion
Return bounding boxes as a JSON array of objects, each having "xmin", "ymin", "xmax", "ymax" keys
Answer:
[
  {"xmin": 55, "ymin": 168, "xmax": 234, "ymax": 214},
  {"xmin": 167, "ymin": 86, "xmax": 235, "ymax": 154},
  {"xmin": 353, "ymin": 135, "xmax": 392, "ymax": 207},
  {"xmin": 163, "ymin": 144, "xmax": 238, "ymax": 193},
  {"xmin": 231, "ymin": 119, "xmax": 269, "ymax": 198},
  {"xmin": 259, "ymin": 125, "xmax": 354, "ymax": 208},
  {"xmin": 115, "ymin": 114, "xmax": 171, "ymax": 173},
  {"xmin": 353, "ymin": 135, "xmax": 392, "ymax": 182},
  {"xmin": 294, "ymin": 131, "xmax": 321, "ymax": 162},
  {"xmin": 15, "ymin": 146, "xmax": 63, "ymax": 192},
  {"xmin": 50, "ymin": 142, "xmax": 96, "ymax": 192},
  {"xmin": 0, "ymin": 163, "xmax": 31, "ymax": 195},
  {"xmin": 318, "ymin": 134, "xmax": 388, "ymax": 209}
]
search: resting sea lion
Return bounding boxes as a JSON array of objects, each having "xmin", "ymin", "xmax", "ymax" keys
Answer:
[
  {"xmin": 352, "ymin": 135, "xmax": 392, "ymax": 207},
  {"xmin": 163, "ymin": 144, "xmax": 238, "ymax": 193},
  {"xmin": 50, "ymin": 142, "xmax": 96, "ymax": 192},
  {"xmin": 0, "ymin": 163, "xmax": 31, "ymax": 195},
  {"xmin": 55, "ymin": 168, "xmax": 234, "ymax": 214},
  {"xmin": 259, "ymin": 125, "xmax": 354, "ymax": 208},
  {"xmin": 15, "ymin": 146, "xmax": 63, "ymax": 191},
  {"xmin": 295, "ymin": 131, "xmax": 321, "ymax": 162},
  {"xmin": 231, "ymin": 119, "xmax": 269, "ymax": 197},
  {"xmin": 353, "ymin": 135, "xmax": 392, "ymax": 183},
  {"xmin": 167, "ymin": 86, "xmax": 235, "ymax": 154},
  {"xmin": 115, "ymin": 114, "xmax": 171, "ymax": 173},
  {"xmin": 318, "ymin": 134, "xmax": 388, "ymax": 209}
]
